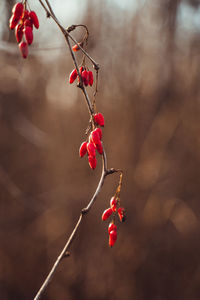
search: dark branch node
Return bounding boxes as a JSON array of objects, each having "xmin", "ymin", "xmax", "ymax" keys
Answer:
[{"xmin": 66, "ymin": 25, "xmax": 76, "ymax": 33}]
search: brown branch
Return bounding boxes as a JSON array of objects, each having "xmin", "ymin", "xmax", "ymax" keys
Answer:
[{"xmin": 34, "ymin": 1, "xmax": 120, "ymax": 299}]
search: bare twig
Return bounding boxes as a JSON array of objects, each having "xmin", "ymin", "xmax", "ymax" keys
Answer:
[{"xmin": 34, "ymin": 1, "xmax": 122, "ymax": 299}]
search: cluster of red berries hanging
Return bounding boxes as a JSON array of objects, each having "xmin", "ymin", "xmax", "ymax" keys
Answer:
[
  {"xmin": 9, "ymin": 2, "xmax": 39, "ymax": 58},
  {"xmin": 102, "ymin": 196, "xmax": 126, "ymax": 247},
  {"xmin": 69, "ymin": 66, "xmax": 94, "ymax": 87},
  {"xmin": 79, "ymin": 113, "xmax": 105, "ymax": 169}
]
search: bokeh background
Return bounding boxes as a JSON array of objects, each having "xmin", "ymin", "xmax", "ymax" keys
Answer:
[{"xmin": 1, "ymin": 0, "xmax": 200, "ymax": 299}]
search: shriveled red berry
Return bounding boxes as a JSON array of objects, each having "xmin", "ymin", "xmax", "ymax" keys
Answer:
[
  {"xmin": 110, "ymin": 197, "xmax": 117, "ymax": 212},
  {"xmin": 19, "ymin": 41, "xmax": 28, "ymax": 58},
  {"xmin": 69, "ymin": 69, "xmax": 78, "ymax": 84},
  {"xmin": 9, "ymin": 15, "xmax": 19, "ymax": 30},
  {"xmin": 95, "ymin": 141, "xmax": 103, "ymax": 155},
  {"xmin": 91, "ymin": 129, "xmax": 101, "ymax": 146},
  {"xmin": 102, "ymin": 208, "xmax": 113, "ymax": 221},
  {"xmin": 29, "ymin": 11, "xmax": 39, "ymax": 29},
  {"xmin": 109, "ymin": 230, "xmax": 117, "ymax": 247},
  {"xmin": 81, "ymin": 70, "xmax": 89, "ymax": 86},
  {"xmin": 108, "ymin": 223, "xmax": 117, "ymax": 234},
  {"xmin": 94, "ymin": 113, "xmax": 105, "ymax": 127},
  {"xmin": 118, "ymin": 207, "xmax": 126, "ymax": 222},
  {"xmin": 87, "ymin": 142, "xmax": 96, "ymax": 157},
  {"xmin": 88, "ymin": 155, "xmax": 97, "ymax": 170},
  {"xmin": 79, "ymin": 141, "xmax": 87, "ymax": 158},
  {"xmin": 88, "ymin": 71, "xmax": 94, "ymax": 86},
  {"xmin": 24, "ymin": 26, "xmax": 33, "ymax": 45},
  {"xmin": 12, "ymin": 2, "xmax": 24, "ymax": 19},
  {"xmin": 15, "ymin": 24, "xmax": 24, "ymax": 43}
]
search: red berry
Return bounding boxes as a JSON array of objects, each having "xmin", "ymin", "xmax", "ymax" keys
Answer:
[
  {"xmin": 24, "ymin": 26, "xmax": 33, "ymax": 45},
  {"xmin": 109, "ymin": 230, "xmax": 117, "ymax": 247},
  {"xmin": 69, "ymin": 69, "xmax": 78, "ymax": 84},
  {"xmin": 88, "ymin": 71, "xmax": 94, "ymax": 86},
  {"xmin": 23, "ymin": 10, "xmax": 29, "ymax": 21},
  {"xmin": 9, "ymin": 15, "xmax": 19, "ymax": 30},
  {"xmin": 24, "ymin": 19, "xmax": 33, "ymax": 29},
  {"xmin": 118, "ymin": 207, "xmax": 126, "ymax": 222},
  {"xmin": 79, "ymin": 141, "xmax": 87, "ymax": 158},
  {"xmin": 91, "ymin": 129, "xmax": 101, "ymax": 146},
  {"xmin": 95, "ymin": 141, "xmax": 103, "ymax": 155},
  {"xmin": 15, "ymin": 24, "xmax": 24, "ymax": 43},
  {"xmin": 95, "ymin": 128, "xmax": 102, "ymax": 140},
  {"xmin": 110, "ymin": 197, "xmax": 117, "ymax": 212},
  {"xmin": 12, "ymin": 2, "xmax": 24, "ymax": 19},
  {"xmin": 88, "ymin": 155, "xmax": 97, "ymax": 169},
  {"xmin": 94, "ymin": 113, "xmax": 105, "ymax": 127},
  {"xmin": 29, "ymin": 11, "xmax": 39, "ymax": 29},
  {"xmin": 72, "ymin": 42, "xmax": 83, "ymax": 52},
  {"xmin": 87, "ymin": 142, "xmax": 96, "ymax": 157},
  {"xmin": 102, "ymin": 208, "xmax": 113, "ymax": 221},
  {"xmin": 108, "ymin": 223, "xmax": 117, "ymax": 234},
  {"xmin": 19, "ymin": 41, "xmax": 28, "ymax": 58},
  {"xmin": 81, "ymin": 70, "xmax": 89, "ymax": 86}
]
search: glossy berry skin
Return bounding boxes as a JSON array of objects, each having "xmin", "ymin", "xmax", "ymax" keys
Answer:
[
  {"xmin": 81, "ymin": 70, "xmax": 89, "ymax": 86},
  {"xmin": 69, "ymin": 69, "xmax": 78, "ymax": 84},
  {"xmin": 108, "ymin": 223, "xmax": 117, "ymax": 234},
  {"xmin": 95, "ymin": 128, "xmax": 102, "ymax": 140},
  {"xmin": 102, "ymin": 208, "xmax": 113, "ymax": 221},
  {"xmin": 94, "ymin": 113, "xmax": 105, "ymax": 127},
  {"xmin": 110, "ymin": 197, "xmax": 117, "ymax": 212},
  {"xmin": 95, "ymin": 141, "xmax": 103, "ymax": 155},
  {"xmin": 9, "ymin": 15, "xmax": 19, "ymax": 30},
  {"xmin": 29, "ymin": 11, "xmax": 39, "ymax": 29},
  {"xmin": 88, "ymin": 71, "xmax": 93, "ymax": 86},
  {"xmin": 19, "ymin": 41, "xmax": 28, "ymax": 58},
  {"xmin": 15, "ymin": 24, "xmax": 24, "ymax": 43},
  {"xmin": 24, "ymin": 26, "xmax": 33, "ymax": 45},
  {"xmin": 118, "ymin": 207, "xmax": 126, "ymax": 222},
  {"xmin": 79, "ymin": 142, "xmax": 87, "ymax": 158},
  {"xmin": 109, "ymin": 230, "xmax": 117, "ymax": 247},
  {"xmin": 12, "ymin": 2, "xmax": 23, "ymax": 19},
  {"xmin": 91, "ymin": 129, "xmax": 101, "ymax": 146},
  {"xmin": 88, "ymin": 155, "xmax": 97, "ymax": 170},
  {"xmin": 87, "ymin": 142, "xmax": 96, "ymax": 157}
]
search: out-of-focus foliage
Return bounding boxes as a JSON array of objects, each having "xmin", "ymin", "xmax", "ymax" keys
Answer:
[{"xmin": 1, "ymin": 0, "xmax": 200, "ymax": 299}]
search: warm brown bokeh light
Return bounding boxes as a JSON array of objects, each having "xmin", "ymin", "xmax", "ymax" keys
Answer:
[{"xmin": 1, "ymin": 0, "xmax": 200, "ymax": 299}]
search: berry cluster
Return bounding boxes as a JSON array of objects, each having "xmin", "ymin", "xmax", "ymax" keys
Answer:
[
  {"xmin": 102, "ymin": 196, "xmax": 126, "ymax": 247},
  {"xmin": 69, "ymin": 67, "xmax": 93, "ymax": 87},
  {"xmin": 9, "ymin": 2, "xmax": 39, "ymax": 59},
  {"xmin": 79, "ymin": 113, "xmax": 105, "ymax": 169}
]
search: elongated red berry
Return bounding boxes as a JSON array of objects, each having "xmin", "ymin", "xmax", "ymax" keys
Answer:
[
  {"xmin": 23, "ymin": 10, "xmax": 29, "ymax": 21},
  {"xmin": 29, "ymin": 11, "xmax": 39, "ymax": 29},
  {"xmin": 24, "ymin": 19, "xmax": 33, "ymax": 29},
  {"xmin": 69, "ymin": 69, "xmax": 78, "ymax": 84},
  {"xmin": 108, "ymin": 223, "xmax": 117, "ymax": 234},
  {"xmin": 9, "ymin": 15, "xmax": 19, "ymax": 30},
  {"xmin": 19, "ymin": 41, "xmax": 28, "ymax": 58},
  {"xmin": 24, "ymin": 26, "xmax": 33, "ymax": 45},
  {"xmin": 88, "ymin": 71, "xmax": 93, "ymax": 86},
  {"xmin": 88, "ymin": 155, "xmax": 97, "ymax": 169},
  {"xmin": 95, "ymin": 128, "xmax": 102, "ymax": 140},
  {"xmin": 79, "ymin": 141, "xmax": 87, "ymax": 158},
  {"xmin": 15, "ymin": 24, "xmax": 24, "ymax": 43},
  {"xmin": 95, "ymin": 141, "xmax": 103, "ymax": 155},
  {"xmin": 102, "ymin": 208, "xmax": 113, "ymax": 221},
  {"xmin": 12, "ymin": 2, "xmax": 24, "ymax": 19},
  {"xmin": 118, "ymin": 207, "xmax": 126, "ymax": 222},
  {"xmin": 110, "ymin": 197, "xmax": 117, "ymax": 212},
  {"xmin": 91, "ymin": 129, "xmax": 101, "ymax": 146},
  {"xmin": 109, "ymin": 230, "xmax": 117, "ymax": 247},
  {"xmin": 87, "ymin": 142, "xmax": 96, "ymax": 157},
  {"xmin": 81, "ymin": 70, "xmax": 89, "ymax": 86},
  {"xmin": 72, "ymin": 42, "xmax": 83, "ymax": 52},
  {"xmin": 94, "ymin": 113, "xmax": 105, "ymax": 127}
]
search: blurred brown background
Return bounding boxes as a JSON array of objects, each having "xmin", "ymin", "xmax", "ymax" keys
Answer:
[{"xmin": 1, "ymin": 0, "xmax": 200, "ymax": 299}]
